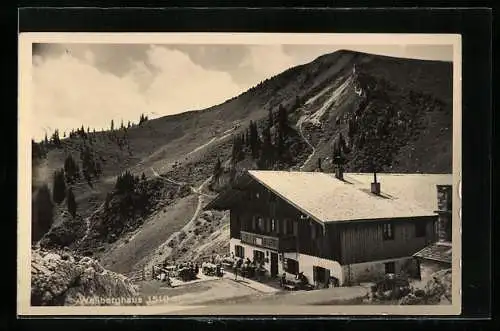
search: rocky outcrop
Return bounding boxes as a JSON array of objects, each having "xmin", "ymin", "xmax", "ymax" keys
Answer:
[
  {"xmin": 31, "ymin": 249, "xmax": 140, "ymax": 306},
  {"xmin": 39, "ymin": 211, "xmax": 85, "ymax": 250},
  {"xmin": 399, "ymin": 269, "xmax": 452, "ymax": 305}
]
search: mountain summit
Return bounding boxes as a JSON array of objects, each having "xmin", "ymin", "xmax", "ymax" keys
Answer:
[{"xmin": 32, "ymin": 49, "xmax": 453, "ymax": 275}]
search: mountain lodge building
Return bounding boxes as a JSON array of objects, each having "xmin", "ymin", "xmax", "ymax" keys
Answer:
[{"xmin": 204, "ymin": 169, "xmax": 452, "ymax": 287}]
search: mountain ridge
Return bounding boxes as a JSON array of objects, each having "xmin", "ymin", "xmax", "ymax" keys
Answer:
[{"xmin": 31, "ymin": 49, "xmax": 453, "ymax": 275}]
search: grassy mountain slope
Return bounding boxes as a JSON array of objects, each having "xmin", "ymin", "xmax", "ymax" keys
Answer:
[{"xmin": 32, "ymin": 50, "xmax": 453, "ymax": 275}]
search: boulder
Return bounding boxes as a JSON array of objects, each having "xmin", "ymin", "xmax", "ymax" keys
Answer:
[
  {"xmin": 31, "ymin": 249, "xmax": 139, "ymax": 306},
  {"xmin": 399, "ymin": 268, "xmax": 452, "ymax": 305}
]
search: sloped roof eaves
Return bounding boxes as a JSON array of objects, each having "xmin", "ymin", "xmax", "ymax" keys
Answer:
[
  {"xmin": 413, "ymin": 243, "xmax": 452, "ymax": 264},
  {"xmin": 323, "ymin": 215, "xmax": 437, "ymax": 224},
  {"xmin": 203, "ymin": 173, "xmax": 254, "ymax": 210}
]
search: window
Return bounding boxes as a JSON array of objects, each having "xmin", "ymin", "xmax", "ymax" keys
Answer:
[
  {"xmin": 384, "ymin": 262, "xmax": 395, "ymax": 274},
  {"xmin": 313, "ymin": 266, "xmax": 328, "ymax": 283},
  {"xmin": 415, "ymin": 222, "xmax": 427, "ymax": 238},
  {"xmin": 383, "ymin": 223, "xmax": 394, "ymax": 240},
  {"xmin": 257, "ymin": 217, "xmax": 264, "ymax": 232},
  {"xmin": 235, "ymin": 245, "xmax": 244, "ymax": 258},
  {"xmin": 271, "ymin": 219, "xmax": 276, "ymax": 232},
  {"xmin": 253, "ymin": 250, "xmax": 265, "ymax": 263},
  {"xmin": 284, "ymin": 258, "xmax": 299, "ymax": 275},
  {"xmin": 276, "ymin": 219, "xmax": 280, "ymax": 234}
]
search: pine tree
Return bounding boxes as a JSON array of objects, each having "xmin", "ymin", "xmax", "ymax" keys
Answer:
[
  {"xmin": 261, "ymin": 118, "xmax": 273, "ymax": 168},
  {"xmin": 67, "ymin": 188, "xmax": 77, "ymax": 218},
  {"xmin": 275, "ymin": 126, "xmax": 285, "ymax": 158},
  {"xmin": 52, "ymin": 169, "xmax": 66, "ymax": 204},
  {"xmin": 44, "ymin": 133, "xmax": 49, "ymax": 145},
  {"xmin": 127, "ymin": 121, "xmax": 131, "ymax": 129},
  {"xmin": 277, "ymin": 104, "xmax": 288, "ymax": 133},
  {"xmin": 245, "ymin": 129, "xmax": 251, "ymax": 148},
  {"xmin": 115, "ymin": 170, "xmax": 136, "ymax": 194},
  {"xmin": 111, "ymin": 119, "xmax": 114, "ymax": 131},
  {"xmin": 51, "ymin": 129, "xmax": 61, "ymax": 146},
  {"xmin": 32, "ymin": 184, "xmax": 54, "ymax": 242},
  {"xmin": 231, "ymin": 135, "xmax": 244, "ymax": 163},
  {"xmin": 249, "ymin": 121, "xmax": 261, "ymax": 159}
]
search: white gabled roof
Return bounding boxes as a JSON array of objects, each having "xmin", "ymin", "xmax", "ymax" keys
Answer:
[{"xmin": 247, "ymin": 171, "xmax": 452, "ymax": 223}]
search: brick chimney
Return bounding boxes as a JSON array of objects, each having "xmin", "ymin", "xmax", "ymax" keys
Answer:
[
  {"xmin": 435, "ymin": 184, "xmax": 452, "ymax": 243},
  {"xmin": 371, "ymin": 172, "xmax": 381, "ymax": 195}
]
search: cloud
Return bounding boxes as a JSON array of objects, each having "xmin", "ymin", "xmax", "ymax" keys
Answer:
[
  {"xmin": 32, "ymin": 45, "xmax": 244, "ymax": 140},
  {"xmin": 31, "ymin": 43, "xmax": 453, "ymax": 141}
]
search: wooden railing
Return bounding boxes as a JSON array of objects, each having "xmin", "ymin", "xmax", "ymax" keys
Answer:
[{"xmin": 240, "ymin": 231, "xmax": 296, "ymax": 252}]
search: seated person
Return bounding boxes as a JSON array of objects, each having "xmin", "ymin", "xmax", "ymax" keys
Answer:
[{"xmin": 280, "ymin": 273, "xmax": 287, "ymax": 287}]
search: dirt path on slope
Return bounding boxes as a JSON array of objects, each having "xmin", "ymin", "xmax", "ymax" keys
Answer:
[
  {"xmin": 297, "ymin": 117, "xmax": 316, "ymax": 170},
  {"xmin": 144, "ymin": 174, "xmax": 213, "ymax": 271}
]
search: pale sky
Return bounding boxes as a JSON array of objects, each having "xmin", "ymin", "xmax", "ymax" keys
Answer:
[{"xmin": 31, "ymin": 43, "xmax": 452, "ymax": 141}]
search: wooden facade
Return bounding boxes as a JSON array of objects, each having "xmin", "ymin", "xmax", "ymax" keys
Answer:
[
  {"xmin": 337, "ymin": 217, "xmax": 437, "ymax": 265},
  {"xmin": 228, "ymin": 179, "xmax": 438, "ymax": 265}
]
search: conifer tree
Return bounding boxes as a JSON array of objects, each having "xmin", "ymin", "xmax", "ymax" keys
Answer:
[
  {"xmin": 51, "ymin": 129, "xmax": 61, "ymax": 146},
  {"xmin": 139, "ymin": 114, "xmax": 147, "ymax": 126},
  {"xmin": 115, "ymin": 170, "xmax": 136, "ymax": 194},
  {"xmin": 52, "ymin": 169, "xmax": 66, "ymax": 204},
  {"xmin": 275, "ymin": 126, "xmax": 285, "ymax": 158},
  {"xmin": 277, "ymin": 104, "xmax": 288, "ymax": 133},
  {"xmin": 67, "ymin": 187, "xmax": 77, "ymax": 218},
  {"xmin": 249, "ymin": 121, "xmax": 261, "ymax": 159},
  {"xmin": 33, "ymin": 184, "xmax": 54, "ymax": 242},
  {"xmin": 111, "ymin": 119, "xmax": 114, "ymax": 131},
  {"xmin": 231, "ymin": 135, "xmax": 244, "ymax": 162}
]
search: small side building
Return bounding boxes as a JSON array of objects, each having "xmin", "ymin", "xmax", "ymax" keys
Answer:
[
  {"xmin": 204, "ymin": 169, "xmax": 452, "ymax": 287},
  {"xmin": 413, "ymin": 184, "xmax": 453, "ymax": 282}
]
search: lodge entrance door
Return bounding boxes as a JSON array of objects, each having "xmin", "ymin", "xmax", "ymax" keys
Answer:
[{"xmin": 270, "ymin": 252, "xmax": 278, "ymax": 278}]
